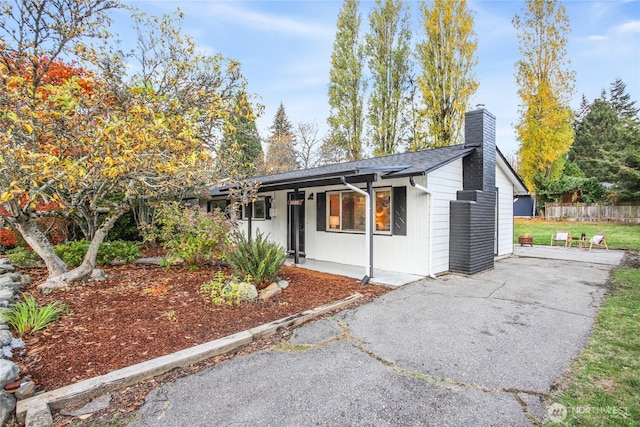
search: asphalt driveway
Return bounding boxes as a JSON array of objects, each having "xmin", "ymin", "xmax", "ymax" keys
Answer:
[{"xmin": 130, "ymin": 246, "xmax": 624, "ymax": 426}]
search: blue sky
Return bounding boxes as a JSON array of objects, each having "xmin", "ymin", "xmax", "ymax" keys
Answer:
[{"xmin": 116, "ymin": 0, "xmax": 640, "ymax": 156}]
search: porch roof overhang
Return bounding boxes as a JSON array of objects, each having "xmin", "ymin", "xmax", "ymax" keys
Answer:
[{"xmin": 208, "ymin": 145, "xmax": 475, "ymax": 197}]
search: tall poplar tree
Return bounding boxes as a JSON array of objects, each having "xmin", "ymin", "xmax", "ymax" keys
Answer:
[
  {"xmin": 415, "ymin": 0, "xmax": 478, "ymax": 148},
  {"xmin": 264, "ymin": 103, "xmax": 299, "ymax": 174},
  {"xmin": 365, "ymin": 0, "xmax": 412, "ymax": 156},
  {"xmin": 328, "ymin": 0, "xmax": 367, "ymax": 161},
  {"xmin": 513, "ymin": 0, "xmax": 575, "ymax": 193}
]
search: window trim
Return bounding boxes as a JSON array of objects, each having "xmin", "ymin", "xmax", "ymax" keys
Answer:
[{"xmin": 326, "ymin": 188, "xmax": 392, "ymax": 235}]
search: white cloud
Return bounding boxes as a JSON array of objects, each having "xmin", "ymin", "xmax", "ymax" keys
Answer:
[
  {"xmin": 205, "ymin": 3, "xmax": 334, "ymax": 40},
  {"xmin": 587, "ymin": 35, "xmax": 608, "ymax": 41},
  {"xmin": 614, "ymin": 19, "xmax": 640, "ymax": 34}
]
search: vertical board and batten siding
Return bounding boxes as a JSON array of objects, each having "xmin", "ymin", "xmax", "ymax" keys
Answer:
[{"xmin": 496, "ymin": 165, "xmax": 515, "ymax": 256}]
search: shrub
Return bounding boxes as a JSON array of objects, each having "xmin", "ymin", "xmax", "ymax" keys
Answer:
[
  {"xmin": 5, "ymin": 247, "xmax": 41, "ymax": 268},
  {"xmin": 54, "ymin": 240, "xmax": 142, "ymax": 267},
  {"xmin": 224, "ymin": 230, "xmax": 287, "ymax": 284},
  {"xmin": 0, "ymin": 293, "xmax": 66, "ymax": 336},
  {"xmin": 142, "ymin": 202, "xmax": 231, "ymax": 268},
  {"xmin": 0, "ymin": 229, "xmax": 17, "ymax": 251},
  {"xmin": 200, "ymin": 271, "xmax": 242, "ymax": 307},
  {"xmin": 97, "ymin": 240, "xmax": 142, "ymax": 264}
]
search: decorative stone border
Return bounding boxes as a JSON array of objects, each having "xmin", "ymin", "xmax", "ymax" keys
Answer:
[
  {"xmin": 16, "ymin": 292, "xmax": 364, "ymax": 426},
  {"xmin": 0, "ymin": 258, "xmax": 34, "ymax": 426}
]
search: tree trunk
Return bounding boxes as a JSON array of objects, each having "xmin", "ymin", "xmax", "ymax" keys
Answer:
[
  {"xmin": 38, "ymin": 203, "xmax": 130, "ymax": 291},
  {"xmin": 13, "ymin": 216, "xmax": 68, "ymax": 277}
]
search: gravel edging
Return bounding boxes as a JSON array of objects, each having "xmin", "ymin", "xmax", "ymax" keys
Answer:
[{"xmin": 16, "ymin": 292, "xmax": 364, "ymax": 425}]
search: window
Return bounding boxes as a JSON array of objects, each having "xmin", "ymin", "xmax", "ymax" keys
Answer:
[
  {"xmin": 209, "ymin": 199, "xmax": 228, "ymax": 213},
  {"xmin": 244, "ymin": 198, "xmax": 266, "ymax": 220},
  {"xmin": 327, "ymin": 189, "xmax": 392, "ymax": 234}
]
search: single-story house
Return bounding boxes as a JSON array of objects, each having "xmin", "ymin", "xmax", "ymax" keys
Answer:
[{"xmin": 205, "ymin": 108, "xmax": 528, "ymax": 280}]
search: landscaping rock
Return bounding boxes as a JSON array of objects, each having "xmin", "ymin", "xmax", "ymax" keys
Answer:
[
  {"xmin": 21, "ymin": 274, "xmax": 33, "ymax": 286},
  {"xmin": 0, "ymin": 276, "xmax": 20, "ymax": 289},
  {"xmin": 0, "ymin": 359, "xmax": 19, "ymax": 388},
  {"xmin": 236, "ymin": 283, "xmax": 258, "ymax": 302},
  {"xmin": 277, "ymin": 279, "xmax": 289, "ymax": 289},
  {"xmin": 0, "ymin": 391, "xmax": 16, "ymax": 427},
  {"xmin": 90, "ymin": 269, "xmax": 106, "ymax": 281},
  {"xmin": 15, "ymin": 380, "xmax": 36, "ymax": 400},
  {"xmin": 259, "ymin": 283, "xmax": 282, "ymax": 301},
  {"xmin": 0, "ymin": 330, "xmax": 12, "ymax": 347},
  {"xmin": 2, "ymin": 346, "xmax": 12, "ymax": 359},
  {"xmin": 10, "ymin": 338, "xmax": 25, "ymax": 349},
  {"xmin": 24, "ymin": 400, "xmax": 53, "ymax": 427},
  {"xmin": 0, "ymin": 288, "xmax": 14, "ymax": 303},
  {"xmin": 0, "ymin": 264, "xmax": 15, "ymax": 274},
  {"xmin": 0, "ymin": 259, "xmax": 10, "ymax": 266}
]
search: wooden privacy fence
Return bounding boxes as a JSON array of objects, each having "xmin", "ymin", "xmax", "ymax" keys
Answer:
[{"xmin": 544, "ymin": 203, "xmax": 640, "ymax": 223}]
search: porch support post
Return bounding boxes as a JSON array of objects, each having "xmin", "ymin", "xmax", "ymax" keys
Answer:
[
  {"xmin": 294, "ymin": 188, "xmax": 300, "ymax": 265},
  {"xmin": 247, "ymin": 202, "xmax": 252, "ymax": 242},
  {"xmin": 367, "ymin": 179, "xmax": 374, "ymax": 279}
]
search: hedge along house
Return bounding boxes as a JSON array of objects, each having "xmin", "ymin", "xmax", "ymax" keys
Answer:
[{"xmin": 206, "ymin": 109, "xmax": 528, "ymax": 281}]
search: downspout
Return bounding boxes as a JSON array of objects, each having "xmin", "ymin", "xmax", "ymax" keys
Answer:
[
  {"xmin": 410, "ymin": 176, "xmax": 437, "ymax": 279},
  {"xmin": 341, "ymin": 177, "xmax": 372, "ymax": 284}
]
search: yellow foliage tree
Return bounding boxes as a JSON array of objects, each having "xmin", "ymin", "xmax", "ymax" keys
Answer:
[
  {"xmin": 513, "ymin": 0, "xmax": 575, "ymax": 192},
  {"xmin": 415, "ymin": 0, "xmax": 479, "ymax": 148},
  {"xmin": 0, "ymin": 1, "xmax": 250, "ymax": 290}
]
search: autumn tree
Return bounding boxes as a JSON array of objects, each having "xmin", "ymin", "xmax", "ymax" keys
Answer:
[
  {"xmin": 513, "ymin": 0, "xmax": 576, "ymax": 192},
  {"xmin": 365, "ymin": 0, "xmax": 412, "ymax": 156},
  {"xmin": 328, "ymin": 0, "xmax": 367, "ymax": 161},
  {"xmin": 415, "ymin": 0, "xmax": 479, "ymax": 148},
  {"xmin": 0, "ymin": 2, "xmax": 249, "ymax": 289},
  {"xmin": 264, "ymin": 103, "xmax": 299, "ymax": 174}
]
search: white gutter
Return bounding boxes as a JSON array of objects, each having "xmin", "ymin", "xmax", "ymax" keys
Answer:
[
  {"xmin": 341, "ymin": 177, "xmax": 371, "ymax": 282},
  {"xmin": 410, "ymin": 176, "xmax": 437, "ymax": 279}
]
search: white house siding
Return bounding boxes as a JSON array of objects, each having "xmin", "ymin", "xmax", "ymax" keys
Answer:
[
  {"xmin": 208, "ymin": 155, "xmax": 518, "ymax": 276},
  {"xmin": 427, "ymin": 159, "xmax": 464, "ymax": 274},
  {"xmin": 303, "ymin": 177, "xmax": 429, "ymax": 276},
  {"xmin": 496, "ymin": 165, "xmax": 515, "ymax": 256}
]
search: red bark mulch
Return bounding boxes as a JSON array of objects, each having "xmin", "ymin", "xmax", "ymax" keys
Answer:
[{"xmin": 13, "ymin": 260, "xmax": 390, "ymax": 396}]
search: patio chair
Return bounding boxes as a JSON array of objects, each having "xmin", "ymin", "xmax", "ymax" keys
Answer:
[
  {"xmin": 589, "ymin": 233, "xmax": 608, "ymax": 251},
  {"xmin": 550, "ymin": 231, "xmax": 571, "ymax": 247}
]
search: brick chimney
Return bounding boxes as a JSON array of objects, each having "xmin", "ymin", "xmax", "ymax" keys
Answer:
[{"xmin": 449, "ymin": 108, "xmax": 497, "ymax": 274}]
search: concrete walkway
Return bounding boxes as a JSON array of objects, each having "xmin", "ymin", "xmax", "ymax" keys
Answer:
[{"xmin": 130, "ymin": 247, "xmax": 624, "ymax": 426}]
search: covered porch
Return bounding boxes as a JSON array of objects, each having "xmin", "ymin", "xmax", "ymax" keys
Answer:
[{"xmin": 285, "ymin": 257, "xmax": 425, "ymax": 287}]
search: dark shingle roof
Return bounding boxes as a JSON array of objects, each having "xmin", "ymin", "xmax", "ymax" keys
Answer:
[{"xmin": 210, "ymin": 144, "xmax": 474, "ymax": 195}]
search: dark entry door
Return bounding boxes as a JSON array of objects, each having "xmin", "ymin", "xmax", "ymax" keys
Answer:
[{"xmin": 287, "ymin": 191, "xmax": 305, "ymax": 254}]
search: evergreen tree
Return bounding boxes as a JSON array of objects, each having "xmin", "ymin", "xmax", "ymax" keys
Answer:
[
  {"xmin": 365, "ymin": 0, "xmax": 412, "ymax": 156},
  {"xmin": 570, "ymin": 80, "xmax": 640, "ymax": 202},
  {"xmin": 415, "ymin": 0, "xmax": 479, "ymax": 148},
  {"xmin": 221, "ymin": 92, "xmax": 264, "ymax": 177},
  {"xmin": 328, "ymin": 0, "xmax": 367, "ymax": 161},
  {"xmin": 569, "ymin": 99, "xmax": 619, "ymax": 181},
  {"xmin": 609, "ymin": 78, "xmax": 640, "ymax": 122},
  {"xmin": 513, "ymin": 0, "xmax": 576, "ymax": 193},
  {"xmin": 264, "ymin": 103, "xmax": 299, "ymax": 174}
]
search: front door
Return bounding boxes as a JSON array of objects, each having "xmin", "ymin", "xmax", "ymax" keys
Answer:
[{"xmin": 287, "ymin": 191, "xmax": 305, "ymax": 254}]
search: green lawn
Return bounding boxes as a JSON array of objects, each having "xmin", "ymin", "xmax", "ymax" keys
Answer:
[
  {"xmin": 514, "ymin": 218, "xmax": 640, "ymax": 250},
  {"xmin": 545, "ymin": 267, "xmax": 640, "ymax": 426}
]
